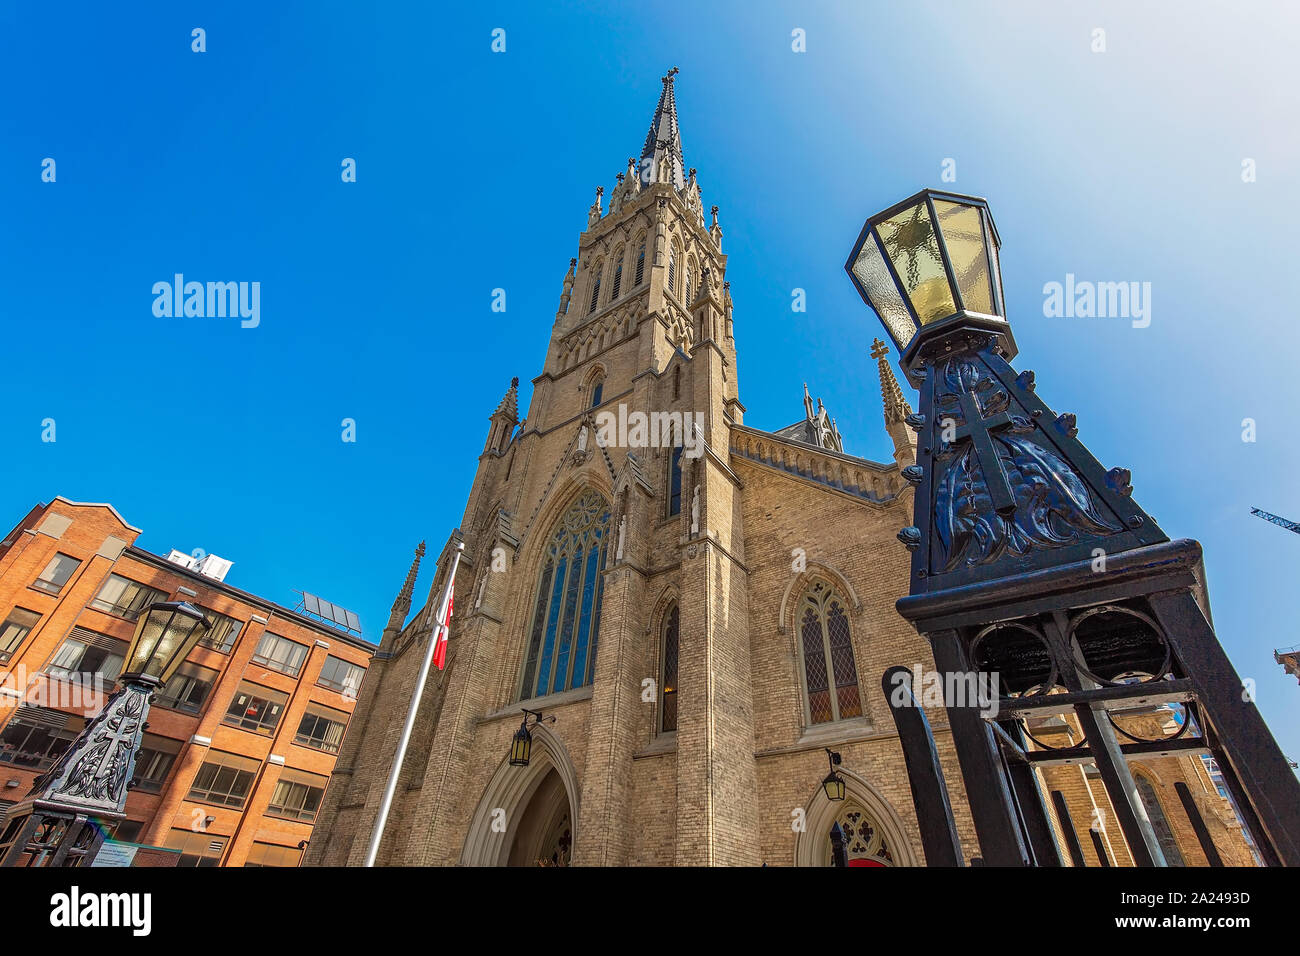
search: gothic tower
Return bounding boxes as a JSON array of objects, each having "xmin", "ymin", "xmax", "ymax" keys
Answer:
[{"xmin": 305, "ymin": 72, "xmax": 1254, "ymax": 869}]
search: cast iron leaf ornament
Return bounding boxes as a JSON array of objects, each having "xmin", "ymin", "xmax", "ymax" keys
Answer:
[
  {"xmin": 930, "ymin": 356, "xmax": 1122, "ymax": 571},
  {"xmin": 935, "ymin": 434, "xmax": 1122, "ymax": 571}
]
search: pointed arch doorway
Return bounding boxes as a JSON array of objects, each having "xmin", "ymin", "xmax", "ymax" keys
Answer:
[
  {"xmin": 793, "ymin": 769, "xmax": 921, "ymax": 867},
  {"xmin": 461, "ymin": 725, "xmax": 580, "ymax": 867}
]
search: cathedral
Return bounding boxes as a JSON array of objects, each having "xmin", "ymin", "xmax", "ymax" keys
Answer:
[{"xmin": 305, "ymin": 72, "xmax": 1252, "ymax": 867}]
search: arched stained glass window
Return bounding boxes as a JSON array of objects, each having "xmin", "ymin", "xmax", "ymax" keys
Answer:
[
  {"xmin": 828, "ymin": 802, "xmax": 894, "ymax": 866},
  {"xmin": 520, "ymin": 490, "xmax": 611, "ymax": 700},
  {"xmin": 799, "ymin": 580, "xmax": 862, "ymax": 725},
  {"xmin": 1135, "ymin": 775, "xmax": 1186, "ymax": 866},
  {"xmin": 660, "ymin": 605, "xmax": 679, "ymax": 733}
]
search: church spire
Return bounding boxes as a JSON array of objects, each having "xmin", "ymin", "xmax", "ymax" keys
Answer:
[
  {"xmin": 385, "ymin": 540, "xmax": 426, "ymax": 635},
  {"xmin": 640, "ymin": 67, "xmax": 685, "ymax": 190},
  {"xmin": 871, "ymin": 338, "xmax": 917, "ymax": 467}
]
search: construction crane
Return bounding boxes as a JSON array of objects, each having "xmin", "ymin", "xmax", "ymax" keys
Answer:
[{"xmin": 1250, "ymin": 507, "xmax": 1300, "ymax": 535}]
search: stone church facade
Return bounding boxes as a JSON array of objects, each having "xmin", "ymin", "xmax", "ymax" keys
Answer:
[{"xmin": 306, "ymin": 73, "xmax": 1252, "ymax": 867}]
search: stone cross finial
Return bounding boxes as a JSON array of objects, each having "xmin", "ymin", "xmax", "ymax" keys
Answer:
[
  {"xmin": 870, "ymin": 337, "xmax": 889, "ymax": 360},
  {"xmin": 663, "ymin": 66, "xmax": 679, "ymax": 84}
]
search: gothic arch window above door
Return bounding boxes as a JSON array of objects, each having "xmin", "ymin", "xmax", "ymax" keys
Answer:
[
  {"xmin": 798, "ymin": 580, "xmax": 863, "ymax": 725},
  {"xmin": 519, "ymin": 490, "xmax": 611, "ymax": 701},
  {"xmin": 828, "ymin": 801, "xmax": 894, "ymax": 866}
]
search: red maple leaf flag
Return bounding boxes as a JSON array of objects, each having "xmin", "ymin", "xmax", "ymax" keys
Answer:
[{"xmin": 431, "ymin": 580, "xmax": 455, "ymax": 671}]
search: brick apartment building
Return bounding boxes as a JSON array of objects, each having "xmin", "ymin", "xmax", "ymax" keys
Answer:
[{"xmin": 0, "ymin": 497, "xmax": 373, "ymax": 867}]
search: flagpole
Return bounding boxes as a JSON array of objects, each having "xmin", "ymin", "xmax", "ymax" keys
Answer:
[{"xmin": 364, "ymin": 539, "xmax": 463, "ymax": 867}]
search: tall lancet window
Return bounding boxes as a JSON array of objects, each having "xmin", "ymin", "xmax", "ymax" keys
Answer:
[
  {"xmin": 668, "ymin": 445, "xmax": 683, "ymax": 516},
  {"xmin": 611, "ymin": 248, "xmax": 623, "ymax": 301},
  {"xmin": 520, "ymin": 490, "xmax": 611, "ymax": 700},
  {"xmin": 635, "ymin": 242, "xmax": 646, "ymax": 286},
  {"xmin": 660, "ymin": 605, "xmax": 679, "ymax": 733},
  {"xmin": 668, "ymin": 249, "xmax": 678, "ymax": 295},
  {"xmin": 798, "ymin": 580, "xmax": 862, "ymax": 725},
  {"xmin": 589, "ymin": 265, "xmax": 602, "ymax": 315}
]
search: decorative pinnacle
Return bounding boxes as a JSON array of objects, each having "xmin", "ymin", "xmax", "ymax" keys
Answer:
[
  {"xmin": 494, "ymin": 377, "xmax": 520, "ymax": 421},
  {"xmin": 389, "ymin": 540, "xmax": 426, "ymax": 623},
  {"xmin": 872, "ymin": 338, "xmax": 914, "ymax": 427}
]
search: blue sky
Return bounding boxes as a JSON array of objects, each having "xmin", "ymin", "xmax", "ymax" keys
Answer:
[{"xmin": 2, "ymin": 1, "xmax": 1298, "ymax": 759}]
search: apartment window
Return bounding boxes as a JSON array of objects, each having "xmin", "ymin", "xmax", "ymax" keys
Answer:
[
  {"xmin": 295, "ymin": 703, "xmax": 348, "ymax": 754},
  {"xmin": 90, "ymin": 574, "xmax": 168, "ymax": 621},
  {"xmin": 244, "ymin": 841, "xmax": 302, "ymax": 867},
  {"xmin": 32, "ymin": 553, "xmax": 80, "ymax": 595},
  {"xmin": 133, "ymin": 734, "xmax": 182, "ymax": 794},
  {"xmin": 251, "ymin": 632, "xmax": 308, "ymax": 677},
  {"xmin": 163, "ymin": 828, "xmax": 227, "ymax": 867},
  {"xmin": 197, "ymin": 609, "xmax": 243, "ymax": 653},
  {"xmin": 156, "ymin": 661, "xmax": 219, "ymax": 714},
  {"xmin": 223, "ymin": 682, "xmax": 288, "ymax": 736},
  {"xmin": 45, "ymin": 628, "xmax": 127, "ymax": 685},
  {"xmin": 317, "ymin": 655, "xmax": 364, "ymax": 697},
  {"xmin": 266, "ymin": 768, "xmax": 328, "ymax": 823},
  {"xmin": 112, "ymin": 820, "xmax": 145, "ymax": 843},
  {"xmin": 187, "ymin": 751, "xmax": 260, "ymax": 808},
  {"xmin": 0, "ymin": 608, "xmax": 39, "ymax": 663},
  {"xmin": 0, "ymin": 706, "xmax": 83, "ymax": 769}
]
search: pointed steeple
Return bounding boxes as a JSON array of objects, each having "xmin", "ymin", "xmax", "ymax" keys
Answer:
[
  {"xmin": 640, "ymin": 67, "xmax": 685, "ymax": 190},
  {"xmin": 385, "ymin": 541, "xmax": 426, "ymax": 635},
  {"xmin": 871, "ymin": 338, "xmax": 917, "ymax": 467}
]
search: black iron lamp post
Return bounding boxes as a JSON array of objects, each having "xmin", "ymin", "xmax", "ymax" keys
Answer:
[
  {"xmin": 0, "ymin": 601, "xmax": 209, "ymax": 867},
  {"xmin": 821, "ymin": 749, "xmax": 846, "ymax": 802},
  {"xmin": 847, "ymin": 188, "xmax": 1300, "ymax": 867},
  {"xmin": 508, "ymin": 709, "xmax": 556, "ymax": 767}
]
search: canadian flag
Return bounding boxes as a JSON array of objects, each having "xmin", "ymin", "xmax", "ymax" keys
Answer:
[{"xmin": 431, "ymin": 578, "xmax": 456, "ymax": 671}]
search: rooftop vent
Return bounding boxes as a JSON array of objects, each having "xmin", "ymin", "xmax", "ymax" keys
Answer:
[{"xmin": 166, "ymin": 549, "xmax": 233, "ymax": 582}]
